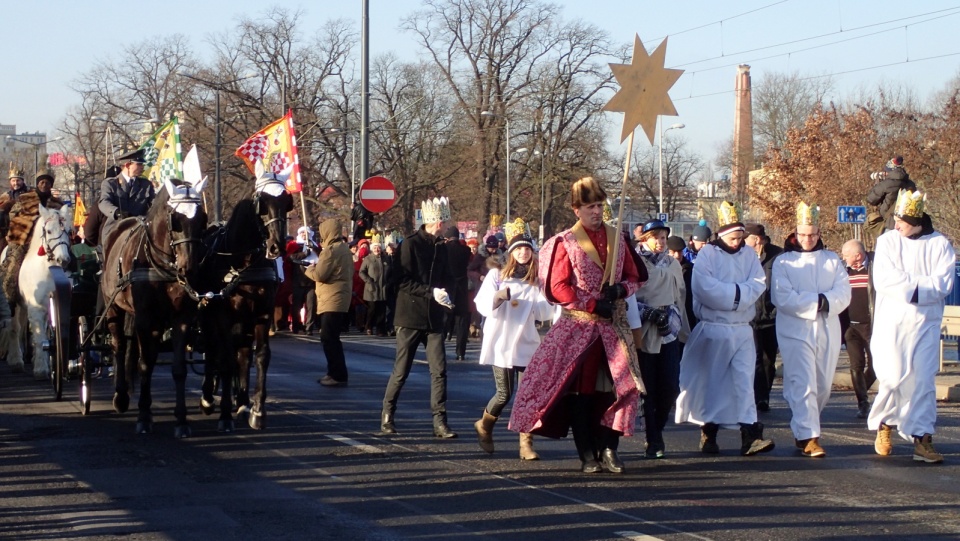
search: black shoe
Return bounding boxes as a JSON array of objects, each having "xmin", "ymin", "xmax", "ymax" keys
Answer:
[
  {"xmin": 455, "ymin": 355, "xmax": 465, "ymax": 361},
  {"xmin": 757, "ymin": 400, "xmax": 770, "ymax": 412},
  {"xmin": 433, "ymin": 421, "xmax": 458, "ymax": 439},
  {"xmin": 599, "ymin": 448, "xmax": 625, "ymax": 473},
  {"xmin": 857, "ymin": 401, "xmax": 870, "ymax": 419},
  {"xmin": 379, "ymin": 413, "xmax": 397, "ymax": 435},
  {"xmin": 580, "ymin": 460, "xmax": 602, "ymax": 473}
]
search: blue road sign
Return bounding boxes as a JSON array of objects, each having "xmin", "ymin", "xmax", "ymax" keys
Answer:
[
  {"xmin": 837, "ymin": 205, "xmax": 866, "ymax": 224},
  {"xmin": 657, "ymin": 212, "xmax": 669, "ymax": 222}
]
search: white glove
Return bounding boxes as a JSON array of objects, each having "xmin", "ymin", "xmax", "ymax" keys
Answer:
[{"xmin": 432, "ymin": 287, "xmax": 454, "ymax": 309}]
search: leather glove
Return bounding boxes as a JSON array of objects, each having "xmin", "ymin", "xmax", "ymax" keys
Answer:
[
  {"xmin": 601, "ymin": 283, "xmax": 628, "ymax": 302},
  {"xmin": 115, "ymin": 210, "xmax": 131, "ymax": 220},
  {"xmin": 640, "ymin": 306, "xmax": 658, "ymax": 323},
  {"xmin": 817, "ymin": 293, "xmax": 829, "ymax": 313},
  {"xmin": 432, "ymin": 288, "xmax": 454, "ymax": 309},
  {"xmin": 656, "ymin": 310, "xmax": 672, "ymax": 335},
  {"xmin": 493, "ymin": 287, "xmax": 511, "ymax": 310},
  {"xmin": 594, "ymin": 300, "xmax": 614, "ymax": 320}
]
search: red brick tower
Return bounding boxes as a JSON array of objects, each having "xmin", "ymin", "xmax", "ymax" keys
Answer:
[{"xmin": 732, "ymin": 64, "xmax": 753, "ymax": 204}]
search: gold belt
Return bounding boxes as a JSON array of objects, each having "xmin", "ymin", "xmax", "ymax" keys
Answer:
[{"xmin": 561, "ymin": 308, "xmax": 607, "ymax": 322}]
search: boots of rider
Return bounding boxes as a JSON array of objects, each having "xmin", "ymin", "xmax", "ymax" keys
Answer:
[
  {"xmin": 519, "ymin": 433, "xmax": 539, "ymax": 460},
  {"xmin": 474, "ymin": 410, "xmax": 497, "ymax": 453}
]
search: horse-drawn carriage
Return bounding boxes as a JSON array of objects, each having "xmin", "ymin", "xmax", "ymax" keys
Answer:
[{"xmin": 36, "ymin": 160, "xmax": 292, "ymax": 437}]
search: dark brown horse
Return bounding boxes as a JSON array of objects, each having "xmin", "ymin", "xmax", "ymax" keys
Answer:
[
  {"xmin": 199, "ymin": 178, "xmax": 292, "ymax": 430},
  {"xmin": 100, "ymin": 178, "xmax": 209, "ymax": 437}
]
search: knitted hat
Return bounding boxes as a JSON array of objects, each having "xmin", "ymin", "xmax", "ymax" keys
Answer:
[
  {"xmin": 691, "ymin": 220, "xmax": 712, "ymax": 241},
  {"xmin": 485, "ymin": 235, "xmax": 499, "ymax": 248},
  {"xmin": 505, "ymin": 217, "xmax": 534, "ymax": 253},
  {"xmin": 744, "ymin": 223, "xmax": 766, "ymax": 238},
  {"xmin": 716, "ymin": 201, "xmax": 745, "ymax": 237}
]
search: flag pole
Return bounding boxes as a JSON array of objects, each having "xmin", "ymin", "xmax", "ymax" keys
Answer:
[
  {"xmin": 299, "ymin": 191, "xmax": 307, "ymax": 227},
  {"xmin": 609, "ymin": 131, "xmax": 635, "ymax": 286}
]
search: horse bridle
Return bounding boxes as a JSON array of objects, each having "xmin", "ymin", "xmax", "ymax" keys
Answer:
[{"xmin": 40, "ymin": 213, "xmax": 70, "ymax": 262}]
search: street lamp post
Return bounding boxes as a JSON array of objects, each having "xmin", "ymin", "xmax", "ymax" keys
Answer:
[
  {"xmin": 534, "ymin": 150, "xmax": 544, "ymax": 242},
  {"xmin": 658, "ymin": 121, "xmax": 685, "ymax": 216},
  {"xmin": 177, "ymin": 72, "xmax": 256, "ymax": 222},
  {"xmin": 5, "ymin": 135, "xmax": 63, "ymax": 180}
]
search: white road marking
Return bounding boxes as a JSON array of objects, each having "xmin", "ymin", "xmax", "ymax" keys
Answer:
[
  {"xmin": 615, "ymin": 532, "xmax": 666, "ymax": 541},
  {"xmin": 325, "ymin": 434, "xmax": 384, "ymax": 453}
]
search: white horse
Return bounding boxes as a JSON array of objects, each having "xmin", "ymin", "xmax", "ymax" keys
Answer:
[{"xmin": 0, "ymin": 204, "xmax": 73, "ymax": 378}]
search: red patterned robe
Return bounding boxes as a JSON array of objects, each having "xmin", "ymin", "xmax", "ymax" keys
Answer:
[{"xmin": 509, "ymin": 222, "xmax": 645, "ymax": 437}]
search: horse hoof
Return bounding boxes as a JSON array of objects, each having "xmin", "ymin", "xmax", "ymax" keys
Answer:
[
  {"xmin": 248, "ymin": 411, "xmax": 264, "ymax": 431},
  {"xmin": 217, "ymin": 420, "xmax": 235, "ymax": 433},
  {"xmin": 200, "ymin": 396, "xmax": 215, "ymax": 415},
  {"xmin": 33, "ymin": 371, "xmax": 49, "ymax": 382},
  {"xmin": 10, "ymin": 362, "xmax": 24, "ymax": 373},
  {"xmin": 113, "ymin": 393, "xmax": 130, "ymax": 414},
  {"xmin": 135, "ymin": 421, "xmax": 152, "ymax": 434},
  {"xmin": 174, "ymin": 425, "xmax": 192, "ymax": 439}
]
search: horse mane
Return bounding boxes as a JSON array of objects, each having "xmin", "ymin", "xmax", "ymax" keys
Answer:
[{"xmin": 223, "ymin": 199, "xmax": 262, "ymax": 251}]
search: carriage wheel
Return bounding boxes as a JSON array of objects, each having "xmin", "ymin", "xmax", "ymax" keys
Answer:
[
  {"xmin": 47, "ymin": 297, "xmax": 64, "ymax": 401},
  {"xmin": 77, "ymin": 316, "xmax": 92, "ymax": 415}
]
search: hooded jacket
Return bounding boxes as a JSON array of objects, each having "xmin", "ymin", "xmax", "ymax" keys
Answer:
[
  {"xmin": 305, "ymin": 218, "xmax": 353, "ymax": 314},
  {"xmin": 866, "ymin": 167, "xmax": 917, "ymax": 230}
]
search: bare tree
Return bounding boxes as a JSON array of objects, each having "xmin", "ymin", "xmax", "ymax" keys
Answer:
[
  {"xmin": 622, "ymin": 137, "xmax": 705, "ymax": 222},
  {"xmin": 753, "ymin": 71, "xmax": 833, "ymax": 154}
]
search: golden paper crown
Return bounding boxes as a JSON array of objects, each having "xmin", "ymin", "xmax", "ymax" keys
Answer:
[
  {"xmin": 8, "ymin": 163, "xmax": 24, "ymax": 179},
  {"xmin": 489, "ymin": 214, "xmax": 504, "ymax": 228},
  {"xmin": 717, "ymin": 201, "xmax": 742, "ymax": 227},
  {"xmin": 504, "ymin": 217, "xmax": 528, "ymax": 241},
  {"xmin": 421, "ymin": 197, "xmax": 451, "ymax": 224},
  {"xmin": 894, "ymin": 189, "xmax": 925, "ymax": 219},
  {"xmin": 371, "ymin": 232, "xmax": 383, "ymax": 245},
  {"xmin": 796, "ymin": 201, "xmax": 820, "ymax": 226}
]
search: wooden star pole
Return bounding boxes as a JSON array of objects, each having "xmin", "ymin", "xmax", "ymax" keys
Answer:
[{"xmin": 602, "ymin": 35, "xmax": 683, "ymax": 285}]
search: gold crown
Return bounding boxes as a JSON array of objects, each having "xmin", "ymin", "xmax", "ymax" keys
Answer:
[
  {"xmin": 796, "ymin": 201, "xmax": 820, "ymax": 226},
  {"xmin": 504, "ymin": 217, "xmax": 528, "ymax": 241},
  {"xmin": 489, "ymin": 214, "xmax": 503, "ymax": 228},
  {"xmin": 717, "ymin": 200, "xmax": 742, "ymax": 227},
  {"xmin": 8, "ymin": 163, "xmax": 24, "ymax": 179},
  {"xmin": 894, "ymin": 189, "xmax": 925, "ymax": 219},
  {"xmin": 421, "ymin": 197, "xmax": 452, "ymax": 224}
]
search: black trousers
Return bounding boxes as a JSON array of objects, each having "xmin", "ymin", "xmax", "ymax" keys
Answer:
[
  {"xmin": 638, "ymin": 340, "xmax": 681, "ymax": 446},
  {"xmin": 449, "ymin": 312, "xmax": 471, "ymax": 357},
  {"xmin": 365, "ymin": 300, "xmax": 386, "ymax": 334},
  {"xmin": 845, "ymin": 322, "xmax": 876, "ymax": 405},
  {"xmin": 319, "ymin": 312, "xmax": 348, "ymax": 382},
  {"xmin": 753, "ymin": 325, "xmax": 779, "ymax": 404},
  {"xmin": 291, "ymin": 286, "xmax": 316, "ymax": 332},
  {"xmin": 382, "ymin": 326, "xmax": 447, "ymax": 419}
]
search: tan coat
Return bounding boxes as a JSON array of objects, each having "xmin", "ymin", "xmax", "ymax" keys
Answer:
[{"xmin": 305, "ymin": 218, "xmax": 353, "ymax": 314}]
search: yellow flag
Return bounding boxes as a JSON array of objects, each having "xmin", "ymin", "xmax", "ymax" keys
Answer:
[{"xmin": 73, "ymin": 192, "xmax": 86, "ymax": 228}]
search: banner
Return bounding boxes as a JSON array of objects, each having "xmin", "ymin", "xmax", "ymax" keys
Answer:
[
  {"xmin": 235, "ymin": 110, "xmax": 302, "ymax": 193},
  {"xmin": 139, "ymin": 117, "xmax": 182, "ymax": 187}
]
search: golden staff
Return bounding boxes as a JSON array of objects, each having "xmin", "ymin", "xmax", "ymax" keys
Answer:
[{"xmin": 601, "ymin": 35, "xmax": 683, "ymax": 285}]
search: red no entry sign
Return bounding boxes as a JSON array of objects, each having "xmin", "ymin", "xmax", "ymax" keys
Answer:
[{"xmin": 358, "ymin": 176, "xmax": 396, "ymax": 213}]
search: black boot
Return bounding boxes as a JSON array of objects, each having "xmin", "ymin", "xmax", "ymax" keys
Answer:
[
  {"xmin": 700, "ymin": 422, "xmax": 720, "ymax": 454},
  {"xmin": 433, "ymin": 415, "xmax": 458, "ymax": 439},
  {"xmin": 740, "ymin": 422, "xmax": 775, "ymax": 456},
  {"xmin": 571, "ymin": 397, "xmax": 601, "ymax": 473},
  {"xmin": 379, "ymin": 411, "xmax": 397, "ymax": 435}
]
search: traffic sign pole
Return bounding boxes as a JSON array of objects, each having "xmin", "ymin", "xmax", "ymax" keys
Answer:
[{"xmin": 358, "ymin": 175, "xmax": 397, "ymax": 214}]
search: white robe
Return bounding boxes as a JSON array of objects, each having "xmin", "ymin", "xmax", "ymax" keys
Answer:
[
  {"xmin": 869, "ymin": 228, "xmax": 955, "ymax": 441},
  {"xmin": 475, "ymin": 270, "xmax": 554, "ymax": 369},
  {"xmin": 772, "ymin": 248, "xmax": 851, "ymax": 440},
  {"xmin": 675, "ymin": 244, "xmax": 767, "ymax": 428}
]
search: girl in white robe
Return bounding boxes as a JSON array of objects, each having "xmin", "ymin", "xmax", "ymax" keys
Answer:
[{"xmin": 473, "ymin": 229, "xmax": 554, "ymax": 459}]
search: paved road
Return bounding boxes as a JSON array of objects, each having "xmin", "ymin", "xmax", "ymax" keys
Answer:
[{"xmin": 1, "ymin": 332, "xmax": 959, "ymax": 540}]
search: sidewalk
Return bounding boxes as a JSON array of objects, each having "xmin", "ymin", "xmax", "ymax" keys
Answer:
[{"xmin": 831, "ymin": 343, "xmax": 960, "ymax": 402}]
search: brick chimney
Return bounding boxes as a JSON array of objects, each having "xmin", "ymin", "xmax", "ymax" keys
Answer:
[{"xmin": 732, "ymin": 64, "xmax": 753, "ymax": 204}]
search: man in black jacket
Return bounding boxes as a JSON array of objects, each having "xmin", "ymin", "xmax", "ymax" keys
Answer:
[
  {"xmin": 865, "ymin": 156, "xmax": 916, "ymax": 231},
  {"xmin": 744, "ymin": 223, "xmax": 783, "ymax": 412},
  {"xmin": 380, "ymin": 197, "xmax": 457, "ymax": 438}
]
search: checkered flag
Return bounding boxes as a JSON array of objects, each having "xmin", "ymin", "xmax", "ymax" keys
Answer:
[
  {"xmin": 237, "ymin": 134, "xmax": 269, "ymax": 164},
  {"xmin": 235, "ymin": 110, "xmax": 302, "ymax": 193}
]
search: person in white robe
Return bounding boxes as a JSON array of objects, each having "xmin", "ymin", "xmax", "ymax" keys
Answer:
[
  {"xmin": 675, "ymin": 201, "xmax": 775, "ymax": 456},
  {"xmin": 473, "ymin": 218, "xmax": 554, "ymax": 460},
  {"xmin": 772, "ymin": 202, "xmax": 851, "ymax": 458},
  {"xmin": 869, "ymin": 189, "xmax": 955, "ymax": 464}
]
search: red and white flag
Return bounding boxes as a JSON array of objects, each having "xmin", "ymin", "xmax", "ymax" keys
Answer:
[{"xmin": 235, "ymin": 110, "xmax": 302, "ymax": 193}]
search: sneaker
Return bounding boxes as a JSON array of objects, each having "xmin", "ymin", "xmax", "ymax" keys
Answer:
[
  {"xmin": 800, "ymin": 437, "xmax": 826, "ymax": 458},
  {"xmin": 318, "ymin": 375, "xmax": 348, "ymax": 387},
  {"xmin": 875, "ymin": 424, "xmax": 893, "ymax": 456},
  {"xmin": 913, "ymin": 434, "xmax": 944, "ymax": 464}
]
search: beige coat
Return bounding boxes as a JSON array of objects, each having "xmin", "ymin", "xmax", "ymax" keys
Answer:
[{"xmin": 305, "ymin": 218, "xmax": 353, "ymax": 314}]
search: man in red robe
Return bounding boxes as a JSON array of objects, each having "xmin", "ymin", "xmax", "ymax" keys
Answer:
[{"xmin": 509, "ymin": 177, "xmax": 646, "ymax": 473}]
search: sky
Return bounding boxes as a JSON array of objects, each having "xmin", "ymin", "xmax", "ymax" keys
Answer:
[{"xmin": 3, "ymin": 0, "xmax": 959, "ymax": 165}]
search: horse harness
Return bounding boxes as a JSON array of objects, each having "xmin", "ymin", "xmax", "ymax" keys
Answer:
[
  {"xmin": 111, "ymin": 215, "xmax": 205, "ymax": 302},
  {"xmin": 39, "ymin": 212, "xmax": 70, "ymax": 262}
]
